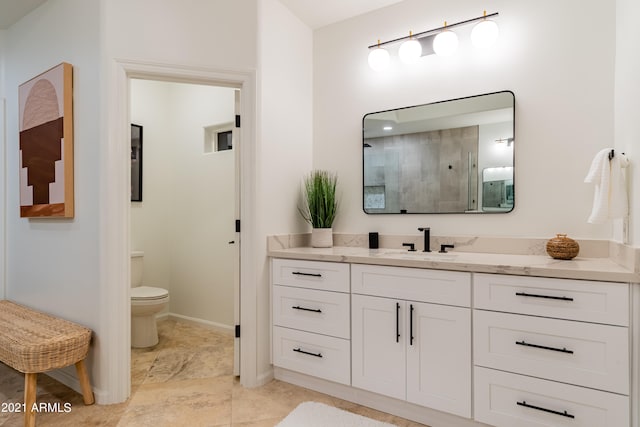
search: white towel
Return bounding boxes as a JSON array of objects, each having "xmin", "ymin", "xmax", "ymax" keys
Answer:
[{"xmin": 584, "ymin": 148, "xmax": 629, "ymax": 223}]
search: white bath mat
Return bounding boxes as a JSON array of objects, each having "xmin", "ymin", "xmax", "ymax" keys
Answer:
[{"xmin": 275, "ymin": 401, "xmax": 397, "ymax": 427}]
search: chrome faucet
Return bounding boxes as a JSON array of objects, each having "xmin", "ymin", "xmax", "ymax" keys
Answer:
[{"xmin": 417, "ymin": 227, "xmax": 431, "ymax": 252}]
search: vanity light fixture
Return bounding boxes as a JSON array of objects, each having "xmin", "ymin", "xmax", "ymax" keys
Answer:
[
  {"xmin": 432, "ymin": 22, "xmax": 459, "ymax": 56},
  {"xmin": 367, "ymin": 11, "xmax": 499, "ymax": 70},
  {"xmin": 383, "ymin": 126, "xmax": 393, "ymax": 131},
  {"xmin": 398, "ymin": 31, "xmax": 422, "ymax": 64},
  {"xmin": 368, "ymin": 39, "xmax": 391, "ymax": 71},
  {"xmin": 495, "ymin": 137, "xmax": 514, "ymax": 146},
  {"xmin": 471, "ymin": 11, "xmax": 500, "ymax": 48}
]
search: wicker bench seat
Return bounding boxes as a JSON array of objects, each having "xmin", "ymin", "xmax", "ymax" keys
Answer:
[{"xmin": 0, "ymin": 300, "xmax": 94, "ymax": 427}]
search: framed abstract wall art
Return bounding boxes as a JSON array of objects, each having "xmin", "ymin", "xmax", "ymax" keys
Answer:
[{"xmin": 19, "ymin": 62, "xmax": 74, "ymax": 218}]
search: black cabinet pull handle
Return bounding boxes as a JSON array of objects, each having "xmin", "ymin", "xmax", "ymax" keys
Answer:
[
  {"xmin": 515, "ymin": 292, "xmax": 573, "ymax": 301},
  {"xmin": 396, "ymin": 302, "xmax": 400, "ymax": 343},
  {"xmin": 409, "ymin": 304, "xmax": 415, "ymax": 346},
  {"xmin": 516, "ymin": 340, "xmax": 574, "ymax": 354},
  {"xmin": 292, "ymin": 272, "xmax": 322, "ymax": 278},
  {"xmin": 517, "ymin": 401, "xmax": 575, "ymax": 419},
  {"xmin": 293, "ymin": 348, "xmax": 323, "ymax": 358},
  {"xmin": 292, "ymin": 305, "xmax": 322, "ymax": 313}
]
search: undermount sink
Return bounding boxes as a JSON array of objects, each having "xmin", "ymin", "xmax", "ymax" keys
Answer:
[{"xmin": 379, "ymin": 250, "xmax": 458, "ymax": 262}]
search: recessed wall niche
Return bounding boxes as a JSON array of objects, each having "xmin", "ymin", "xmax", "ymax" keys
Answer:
[{"xmin": 204, "ymin": 122, "xmax": 234, "ymax": 153}]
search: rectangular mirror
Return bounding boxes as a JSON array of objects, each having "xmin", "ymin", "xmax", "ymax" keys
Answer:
[{"xmin": 363, "ymin": 91, "xmax": 514, "ymax": 214}]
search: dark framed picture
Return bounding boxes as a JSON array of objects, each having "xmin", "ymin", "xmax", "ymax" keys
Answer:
[{"xmin": 131, "ymin": 124, "xmax": 143, "ymax": 202}]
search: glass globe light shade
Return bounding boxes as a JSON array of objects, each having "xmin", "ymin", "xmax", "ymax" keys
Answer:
[
  {"xmin": 398, "ymin": 38, "xmax": 422, "ymax": 64},
  {"xmin": 368, "ymin": 47, "xmax": 390, "ymax": 71},
  {"xmin": 433, "ymin": 30, "xmax": 459, "ymax": 56},
  {"xmin": 471, "ymin": 19, "xmax": 499, "ymax": 48}
]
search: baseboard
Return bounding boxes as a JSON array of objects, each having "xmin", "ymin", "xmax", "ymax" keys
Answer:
[
  {"xmin": 257, "ymin": 367, "xmax": 274, "ymax": 386},
  {"xmin": 44, "ymin": 368, "xmax": 107, "ymax": 405},
  {"xmin": 164, "ymin": 312, "xmax": 234, "ymax": 336},
  {"xmin": 274, "ymin": 368, "xmax": 489, "ymax": 427}
]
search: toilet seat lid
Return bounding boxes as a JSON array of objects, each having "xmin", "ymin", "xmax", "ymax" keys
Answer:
[{"xmin": 131, "ymin": 286, "xmax": 169, "ymax": 300}]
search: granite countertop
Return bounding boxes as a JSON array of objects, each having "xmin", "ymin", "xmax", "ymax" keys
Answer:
[{"xmin": 268, "ymin": 246, "xmax": 640, "ymax": 283}]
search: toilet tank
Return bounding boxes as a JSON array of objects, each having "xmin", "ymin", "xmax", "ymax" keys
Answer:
[{"xmin": 131, "ymin": 251, "xmax": 144, "ymax": 287}]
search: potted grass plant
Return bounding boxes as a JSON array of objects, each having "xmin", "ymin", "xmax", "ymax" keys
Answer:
[{"xmin": 299, "ymin": 170, "xmax": 338, "ymax": 248}]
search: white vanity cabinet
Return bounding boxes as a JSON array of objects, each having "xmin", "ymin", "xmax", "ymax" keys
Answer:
[
  {"xmin": 351, "ymin": 264, "xmax": 472, "ymax": 418},
  {"xmin": 270, "ymin": 252, "xmax": 637, "ymax": 427},
  {"xmin": 473, "ymin": 273, "xmax": 630, "ymax": 427},
  {"xmin": 271, "ymin": 259, "xmax": 351, "ymax": 385}
]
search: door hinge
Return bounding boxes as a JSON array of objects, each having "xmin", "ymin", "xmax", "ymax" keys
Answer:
[
  {"xmin": 235, "ymin": 325, "xmax": 240, "ymax": 338},
  {"xmin": 235, "ymin": 219, "xmax": 241, "ymax": 233},
  {"xmin": 235, "ymin": 115, "xmax": 241, "ymax": 128}
]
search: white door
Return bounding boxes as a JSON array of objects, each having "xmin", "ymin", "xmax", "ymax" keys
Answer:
[
  {"xmin": 406, "ymin": 301, "xmax": 471, "ymax": 417},
  {"xmin": 232, "ymin": 89, "xmax": 241, "ymax": 376},
  {"xmin": 351, "ymin": 294, "xmax": 406, "ymax": 400}
]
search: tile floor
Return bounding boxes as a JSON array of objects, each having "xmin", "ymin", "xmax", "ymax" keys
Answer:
[{"xmin": 0, "ymin": 320, "xmax": 428, "ymax": 426}]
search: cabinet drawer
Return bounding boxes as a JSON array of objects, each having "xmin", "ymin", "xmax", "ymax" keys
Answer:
[
  {"xmin": 474, "ymin": 367, "xmax": 629, "ymax": 427},
  {"xmin": 272, "ymin": 326, "xmax": 350, "ymax": 385},
  {"xmin": 351, "ymin": 264, "xmax": 470, "ymax": 307},
  {"xmin": 273, "ymin": 285, "xmax": 350, "ymax": 339},
  {"xmin": 474, "ymin": 310, "xmax": 629, "ymax": 394},
  {"xmin": 272, "ymin": 259, "xmax": 349, "ymax": 292},
  {"xmin": 474, "ymin": 273, "xmax": 629, "ymax": 326}
]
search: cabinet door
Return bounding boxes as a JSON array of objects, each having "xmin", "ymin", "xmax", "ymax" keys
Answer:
[
  {"xmin": 474, "ymin": 273, "xmax": 629, "ymax": 326},
  {"xmin": 273, "ymin": 285, "xmax": 350, "ymax": 339},
  {"xmin": 407, "ymin": 302, "xmax": 471, "ymax": 418},
  {"xmin": 352, "ymin": 294, "xmax": 406, "ymax": 400},
  {"xmin": 351, "ymin": 264, "xmax": 471, "ymax": 307},
  {"xmin": 272, "ymin": 327, "xmax": 350, "ymax": 385},
  {"xmin": 475, "ymin": 367, "xmax": 629, "ymax": 427},
  {"xmin": 474, "ymin": 310, "xmax": 629, "ymax": 394},
  {"xmin": 272, "ymin": 258, "xmax": 350, "ymax": 292}
]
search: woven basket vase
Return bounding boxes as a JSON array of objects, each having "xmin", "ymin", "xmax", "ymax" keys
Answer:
[{"xmin": 546, "ymin": 234, "xmax": 580, "ymax": 260}]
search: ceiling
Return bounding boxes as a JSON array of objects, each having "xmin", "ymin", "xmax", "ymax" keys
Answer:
[
  {"xmin": 0, "ymin": 0, "xmax": 46, "ymax": 29},
  {"xmin": 0, "ymin": 0, "xmax": 401, "ymax": 31},
  {"xmin": 278, "ymin": 0, "xmax": 403, "ymax": 29}
]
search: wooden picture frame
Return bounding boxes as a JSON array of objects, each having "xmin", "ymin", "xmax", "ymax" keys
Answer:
[
  {"xmin": 131, "ymin": 124, "xmax": 143, "ymax": 202},
  {"xmin": 18, "ymin": 62, "xmax": 74, "ymax": 218}
]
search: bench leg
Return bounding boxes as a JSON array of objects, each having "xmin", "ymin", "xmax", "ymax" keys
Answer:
[
  {"xmin": 24, "ymin": 373, "xmax": 37, "ymax": 427},
  {"xmin": 74, "ymin": 360, "xmax": 94, "ymax": 405}
]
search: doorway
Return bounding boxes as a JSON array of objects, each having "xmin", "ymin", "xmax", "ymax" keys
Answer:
[
  {"xmin": 129, "ymin": 78, "xmax": 240, "ymax": 374},
  {"xmin": 104, "ymin": 61, "xmax": 257, "ymax": 404}
]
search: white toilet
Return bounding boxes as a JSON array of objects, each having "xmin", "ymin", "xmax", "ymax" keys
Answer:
[{"xmin": 131, "ymin": 252, "xmax": 169, "ymax": 348}]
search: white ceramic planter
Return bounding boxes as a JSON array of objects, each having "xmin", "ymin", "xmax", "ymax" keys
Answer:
[{"xmin": 311, "ymin": 228, "xmax": 333, "ymax": 248}]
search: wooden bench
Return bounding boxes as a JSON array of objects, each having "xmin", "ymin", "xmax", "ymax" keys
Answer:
[{"xmin": 0, "ymin": 300, "xmax": 94, "ymax": 427}]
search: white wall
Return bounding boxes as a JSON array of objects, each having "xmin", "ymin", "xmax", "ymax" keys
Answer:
[
  {"xmin": 167, "ymin": 82, "xmax": 236, "ymax": 327},
  {"xmin": 130, "ymin": 80, "xmax": 173, "ymax": 296},
  {"xmin": 3, "ymin": 0, "xmax": 102, "ymax": 389},
  {"xmin": 104, "ymin": 0, "xmax": 313, "ymax": 391},
  {"xmin": 0, "ymin": 30, "xmax": 5, "ymax": 96},
  {"xmin": 256, "ymin": 0, "xmax": 313, "ymax": 379},
  {"xmin": 131, "ymin": 79, "xmax": 236, "ymax": 328},
  {"xmin": 314, "ymin": 0, "xmax": 617, "ymax": 240},
  {"xmin": 0, "ymin": 0, "xmax": 262, "ymax": 403},
  {"xmin": 615, "ymin": 0, "xmax": 640, "ymax": 245},
  {"xmin": 103, "ymin": 0, "xmax": 258, "ymax": 71},
  {"xmin": 102, "ymin": 0, "xmax": 261, "ymax": 398}
]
